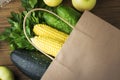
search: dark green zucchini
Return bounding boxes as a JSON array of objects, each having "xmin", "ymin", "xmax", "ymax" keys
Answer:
[{"xmin": 10, "ymin": 49, "xmax": 52, "ymax": 80}]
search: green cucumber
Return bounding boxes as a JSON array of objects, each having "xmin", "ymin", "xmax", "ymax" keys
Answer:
[
  {"xmin": 43, "ymin": 12, "xmax": 72, "ymax": 34},
  {"xmin": 10, "ymin": 49, "xmax": 52, "ymax": 80},
  {"xmin": 56, "ymin": 5, "xmax": 81, "ymax": 26},
  {"xmin": 43, "ymin": 5, "xmax": 81, "ymax": 34}
]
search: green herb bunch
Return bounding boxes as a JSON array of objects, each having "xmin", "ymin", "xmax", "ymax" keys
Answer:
[{"xmin": 0, "ymin": 0, "xmax": 46, "ymax": 50}]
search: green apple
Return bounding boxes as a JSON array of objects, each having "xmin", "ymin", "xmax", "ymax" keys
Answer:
[
  {"xmin": 72, "ymin": 0, "xmax": 96, "ymax": 12},
  {"xmin": 43, "ymin": 0, "xmax": 63, "ymax": 7},
  {"xmin": 0, "ymin": 66, "xmax": 14, "ymax": 80}
]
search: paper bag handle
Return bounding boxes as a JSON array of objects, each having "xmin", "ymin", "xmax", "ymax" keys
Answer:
[{"xmin": 23, "ymin": 8, "xmax": 74, "ymax": 60}]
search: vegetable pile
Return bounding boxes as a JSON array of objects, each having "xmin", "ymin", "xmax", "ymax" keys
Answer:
[
  {"xmin": 0, "ymin": 0, "xmax": 81, "ymax": 51},
  {"xmin": 0, "ymin": 0, "xmax": 83, "ymax": 80}
]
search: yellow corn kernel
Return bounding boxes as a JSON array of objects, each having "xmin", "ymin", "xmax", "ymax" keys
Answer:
[
  {"xmin": 33, "ymin": 24, "xmax": 68, "ymax": 42},
  {"xmin": 31, "ymin": 36, "xmax": 64, "ymax": 57}
]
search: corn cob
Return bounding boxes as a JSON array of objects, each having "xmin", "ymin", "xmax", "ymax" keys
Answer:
[
  {"xmin": 33, "ymin": 24, "xmax": 68, "ymax": 42},
  {"xmin": 31, "ymin": 36, "xmax": 63, "ymax": 57}
]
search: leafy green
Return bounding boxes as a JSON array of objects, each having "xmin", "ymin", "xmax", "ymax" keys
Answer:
[
  {"xmin": 0, "ymin": 0, "xmax": 47, "ymax": 50},
  {"xmin": 29, "ymin": 0, "xmax": 37, "ymax": 8},
  {"xmin": 21, "ymin": 0, "xmax": 46, "ymax": 11},
  {"xmin": 0, "ymin": 12, "xmax": 34, "ymax": 50}
]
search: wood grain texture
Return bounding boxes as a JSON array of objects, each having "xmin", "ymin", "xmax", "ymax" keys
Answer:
[
  {"xmin": 92, "ymin": 0, "xmax": 120, "ymax": 29},
  {"xmin": 0, "ymin": 0, "xmax": 120, "ymax": 80},
  {"xmin": 0, "ymin": 0, "xmax": 31, "ymax": 80}
]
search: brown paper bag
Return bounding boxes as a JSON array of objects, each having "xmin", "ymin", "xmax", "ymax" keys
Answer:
[{"xmin": 41, "ymin": 11, "xmax": 120, "ymax": 80}]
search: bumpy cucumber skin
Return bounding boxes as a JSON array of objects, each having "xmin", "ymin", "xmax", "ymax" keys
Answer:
[
  {"xmin": 43, "ymin": 5, "xmax": 81, "ymax": 34},
  {"xmin": 10, "ymin": 49, "xmax": 52, "ymax": 80},
  {"xmin": 56, "ymin": 5, "xmax": 81, "ymax": 26},
  {"xmin": 43, "ymin": 12, "xmax": 72, "ymax": 34}
]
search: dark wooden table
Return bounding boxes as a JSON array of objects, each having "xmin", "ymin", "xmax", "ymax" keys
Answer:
[{"xmin": 0, "ymin": 0, "xmax": 120, "ymax": 80}]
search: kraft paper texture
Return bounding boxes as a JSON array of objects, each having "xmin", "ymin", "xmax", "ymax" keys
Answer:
[{"xmin": 41, "ymin": 11, "xmax": 120, "ymax": 80}]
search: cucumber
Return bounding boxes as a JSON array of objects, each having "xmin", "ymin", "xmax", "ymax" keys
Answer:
[
  {"xmin": 43, "ymin": 12, "xmax": 72, "ymax": 34},
  {"xmin": 56, "ymin": 5, "xmax": 81, "ymax": 26},
  {"xmin": 10, "ymin": 49, "xmax": 52, "ymax": 80},
  {"xmin": 43, "ymin": 5, "xmax": 81, "ymax": 34}
]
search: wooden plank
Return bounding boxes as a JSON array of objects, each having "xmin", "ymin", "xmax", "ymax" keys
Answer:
[
  {"xmin": 8, "ymin": 65, "xmax": 31, "ymax": 80},
  {"xmin": 0, "ymin": 0, "xmax": 31, "ymax": 80},
  {"xmin": 92, "ymin": 0, "xmax": 120, "ymax": 29},
  {"xmin": 0, "ymin": 50, "xmax": 12, "ymax": 65}
]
